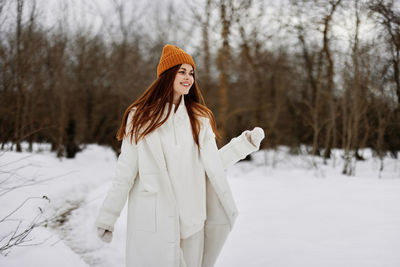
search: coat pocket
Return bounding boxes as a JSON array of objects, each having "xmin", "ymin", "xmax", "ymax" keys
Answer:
[{"xmin": 133, "ymin": 191, "xmax": 157, "ymax": 232}]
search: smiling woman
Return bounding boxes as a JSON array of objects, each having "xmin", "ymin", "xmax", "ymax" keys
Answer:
[{"xmin": 94, "ymin": 44, "xmax": 265, "ymax": 267}]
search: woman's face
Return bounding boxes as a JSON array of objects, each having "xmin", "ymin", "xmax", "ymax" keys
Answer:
[{"xmin": 173, "ymin": 63, "xmax": 194, "ymax": 97}]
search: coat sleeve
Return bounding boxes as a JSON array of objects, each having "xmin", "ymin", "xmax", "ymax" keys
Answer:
[
  {"xmin": 95, "ymin": 110, "xmax": 139, "ymax": 232},
  {"xmin": 203, "ymin": 118, "xmax": 260, "ymax": 170}
]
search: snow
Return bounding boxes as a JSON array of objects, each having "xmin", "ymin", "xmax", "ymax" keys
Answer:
[
  {"xmin": 0, "ymin": 143, "xmax": 116, "ymax": 267},
  {"xmin": 0, "ymin": 143, "xmax": 399, "ymax": 267}
]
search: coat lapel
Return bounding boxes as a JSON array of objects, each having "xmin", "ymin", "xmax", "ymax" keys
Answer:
[
  {"xmin": 143, "ymin": 129, "xmax": 167, "ymax": 172},
  {"xmin": 141, "ymin": 103, "xmax": 171, "ymax": 172}
]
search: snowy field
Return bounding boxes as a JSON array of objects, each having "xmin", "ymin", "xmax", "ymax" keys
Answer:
[{"xmin": 0, "ymin": 143, "xmax": 399, "ymax": 267}]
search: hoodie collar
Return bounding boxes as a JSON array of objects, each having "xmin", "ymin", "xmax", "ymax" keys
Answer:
[
  {"xmin": 172, "ymin": 94, "xmax": 185, "ymax": 112},
  {"xmin": 161, "ymin": 94, "xmax": 186, "ymax": 121}
]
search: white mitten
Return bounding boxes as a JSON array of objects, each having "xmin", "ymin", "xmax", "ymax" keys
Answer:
[
  {"xmin": 246, "ymin": 127, "xmax": 265, "ymax": 147},
  {"xmin": 97, "ymin": 227, "xmax": 113, "ymax": 243}
]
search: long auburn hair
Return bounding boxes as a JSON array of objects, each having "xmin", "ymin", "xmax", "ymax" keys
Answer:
[{"xmin": 116, "ymin": 64, "xmax": 219, "ymax": 148}]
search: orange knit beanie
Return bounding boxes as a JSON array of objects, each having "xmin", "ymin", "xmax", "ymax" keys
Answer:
[{"xmin": 157, "ymin": 44, "xmax": 196, "ymax": 78}]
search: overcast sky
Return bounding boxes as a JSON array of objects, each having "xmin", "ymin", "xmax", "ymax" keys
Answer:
[{"xmin": 1, "ymin": 0, "xmax": 396, "ymax": 55}]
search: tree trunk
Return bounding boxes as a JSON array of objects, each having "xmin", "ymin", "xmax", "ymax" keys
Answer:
[{"xmin": 217, "ymin": 0, "xmax": 231, "ymax": 143}]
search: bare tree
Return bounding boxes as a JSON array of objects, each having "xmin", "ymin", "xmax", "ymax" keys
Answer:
[
  {"xmin": 188, "ymin": 0, "xmax": 214, "ymax": 99},
  {"xmin": 369, "ymin": 0, "xmax": 400, "ymax": 109},
  {"xmin": 290, "ymin": 0, "xmax": 342, "ymax": 157},
  {"xmin": 342, "ymin": 0, "xmax": 368, "ymax": 175},
  {"xmin": 321, "ymin": 0, "xmax": 342, "ymax": 161},
  {"xmin": 13, "ymin": 0, "xmax": 25, "ymax": 152},
  {"xmin": 215, "ymin": 0, "xmax": 252, "ymax": 143},
  {"xmin": 216, "ymin": 0, "xmax": 231, "ymax": 143},
  {"xmin": 368, "ymin": 0, "xmax": 400, "ymax": 158}
]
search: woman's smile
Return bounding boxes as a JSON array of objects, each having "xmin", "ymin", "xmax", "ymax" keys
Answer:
[{"xmin": 181, "ymin": 82, "xmax": 191, "ymax": 88}]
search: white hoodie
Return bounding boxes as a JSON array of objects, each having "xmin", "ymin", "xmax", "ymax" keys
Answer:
[{"xmin": 159, "ymin": 95, "xmax": 206, "ymax": 239}]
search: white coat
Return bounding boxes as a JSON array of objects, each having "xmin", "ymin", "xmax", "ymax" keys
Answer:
[{"xmin": 95, "ymin": 107, "xmax": 260, "ymax": 267}]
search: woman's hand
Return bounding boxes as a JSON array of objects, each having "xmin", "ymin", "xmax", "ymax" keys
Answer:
[
  {"xmin": 246, "ymin": 127, "xmax": 265, "ymax": 147},
  {"xmin": 97, "ymin": 227, "xmax": 113, "ymax": 243}
]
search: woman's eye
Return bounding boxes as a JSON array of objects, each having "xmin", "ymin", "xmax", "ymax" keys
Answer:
[{"xmin": 178, "ymin": 71, "xmax": 193, "ymax": 76}]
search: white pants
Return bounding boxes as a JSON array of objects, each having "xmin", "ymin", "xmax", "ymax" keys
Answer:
[{"xmin": 179, "ymin": 227, "xmax": 204, "ymax": 267}]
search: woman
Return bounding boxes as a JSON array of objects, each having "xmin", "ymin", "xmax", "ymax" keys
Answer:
[{"xmin": 95, "ymin": 44, "xmax": 265, "ymax": 267}]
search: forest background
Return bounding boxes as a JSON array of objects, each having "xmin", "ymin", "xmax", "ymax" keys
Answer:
[{"xmin": 1, "ymin": 0, "xmax": 399, "ymax": 176}]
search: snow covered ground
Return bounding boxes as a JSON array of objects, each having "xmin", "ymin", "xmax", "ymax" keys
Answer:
[{"xmin": 0, "ymin": 143, "xmax": 399, "ymax": 267}]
